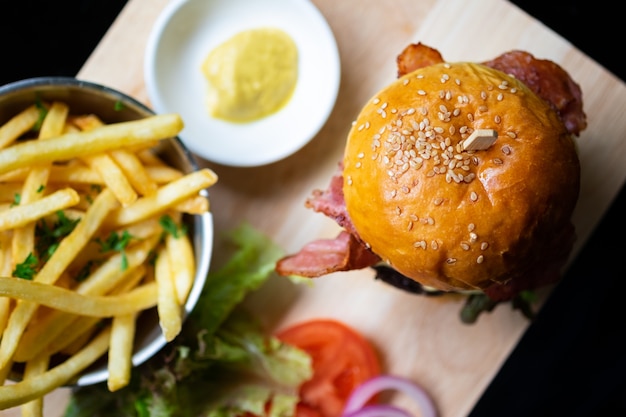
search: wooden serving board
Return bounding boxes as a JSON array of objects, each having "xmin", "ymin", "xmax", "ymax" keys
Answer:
[{"xmin": 9, "ymin": 0, "xmax": 625, "ymax": 416}]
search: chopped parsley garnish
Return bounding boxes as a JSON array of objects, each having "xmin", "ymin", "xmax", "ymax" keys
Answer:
[
  {"xmin": 11, "ymin": 193, "xmax": 20, "ymax": 207},
  {"xmin": 159, "ymin": 214, "xmax": 187, "ymax": 238},
  {"xmin": 36, "ymin": 184, "xmax": 45, "ymax": 193},
  {"xmin": 36, "ymin": 211, "xmax": 81, "ymax": 263},
  {"xmin": 32, "ymin": 95, "xmax": 48, "ymax": 131},
  {"xmin": 113, "ymin": 100, "xmax": 125, "ymax": 111},
  {"xmin": 75, "ymin": 259, "xmax": 101, "ymax": 282},
  {"xmin": 95, "ymin": 230, "xmax": 134, "ymax": 270},
  {"xmin": 12, "ymin": 253, "xmax": 38, "ymax": 280}
]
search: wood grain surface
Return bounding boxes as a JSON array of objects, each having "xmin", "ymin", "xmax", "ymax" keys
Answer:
[{"xmin": 5, "ymin": 0, "xmax": 626, "ymax": 416}]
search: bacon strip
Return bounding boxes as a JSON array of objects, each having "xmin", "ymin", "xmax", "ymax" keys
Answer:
[
  {"xmin": 304, "ymin": 163, "xmax": 357, "ymax": 236},
  {"xmin": 396, "ymin": 42, "xmax": 444, "ymax": 77},
  {"xmin": 276, "ymin": 231, "xmax": 380, "ymax": 278},
  {"xmin": 483, "ymin": 51, "xmax": 587, "ymax": 135}
]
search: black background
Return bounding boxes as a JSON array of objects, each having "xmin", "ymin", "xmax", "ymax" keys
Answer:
[{"xmin": 1, "ymin": 1, "xmax": 625, "ymax": 416}]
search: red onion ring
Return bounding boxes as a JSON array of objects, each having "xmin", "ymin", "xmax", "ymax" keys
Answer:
[
  {"xmin": 342, "ymin": 404, "xmax": 414, "ymax": 417},
  {"xmin": 341, "ymin": 375, "xmax": 438, "ymax": 417}
]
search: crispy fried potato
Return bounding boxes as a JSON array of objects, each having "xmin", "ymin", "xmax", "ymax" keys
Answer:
[{"xmin": 0, "ymin": 101, "xmax": 217, "ymax": 412}]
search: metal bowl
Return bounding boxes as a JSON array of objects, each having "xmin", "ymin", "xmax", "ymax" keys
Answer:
[{"xmin": 0, "ymin": 77, "xmax": 213, "ymax": 386}]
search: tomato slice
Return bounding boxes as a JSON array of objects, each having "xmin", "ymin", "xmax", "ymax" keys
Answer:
[{"xmin": 276, "ymin": 319, "xmax": 381, "ymax": 417}]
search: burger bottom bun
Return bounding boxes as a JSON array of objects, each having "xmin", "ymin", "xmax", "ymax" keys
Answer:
[{"xmin": 343, "ymin": 62, "xmax": 580, "ymax": 292}]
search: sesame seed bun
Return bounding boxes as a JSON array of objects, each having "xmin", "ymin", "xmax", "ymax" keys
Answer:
[{"xmin": 342, "ymin": 62, "xmax": 580, "ymax": 292}]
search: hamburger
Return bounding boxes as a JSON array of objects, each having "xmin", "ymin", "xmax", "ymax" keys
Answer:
[{"xmin": 276, "ymin": 43, "xmax": 586, "ymax": 316}]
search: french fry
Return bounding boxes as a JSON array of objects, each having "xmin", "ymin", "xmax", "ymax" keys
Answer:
[
  {"xmin": 155, "ymin": 246, "xmax": 181, "ymax": 342},
  {"xmin": 0, "ymin": 277, "xmax": 158, "ymax": 317},
  {"xmin": 145, "ymin": 165, "xmax": 184, "ymax": 183},
  {"xmin": 0, "ymin": 114, "xmax": 183, "ymax": 176},
  {"xmin": 0, "ymin": 188, "xmax": 80, "ymax": 232},
  {"xmin": 110, "ymin": 149, "xmax": 159, "ymax": 196},
  {"xmin": 0, "ymin": 104, "xmax": 40, "ymax": 150},
  {"xmin": 68, "ymin": 113, "xmax": 105, "ymax": 131},
  {"xmin": 108, "ymin": 313, "xmax": 136, "ymax": 392},
  {"xmin": 39, "ymin": 101, "xmax": 69, "ymax": 140},
  {"xmin": 174, "ymin": 195, "xmax": 210, "ymax": 214},
  {"xmin": 12, "ymin": 101, "xmax": 69, "ymax": 271},
  {"xmin": 166, "ymin": 232, "xmax": 196, "ymax": 305},
  {"xmin": 69, "ymin": 114, "xmax": 139, "ymax": 206},
  {"xmin": 0, "ymin": 232, "xmax": 12, "ymax": 335},
  {"xmin": 107, "ymin": 168, "xmax": 217, "ymax": 228},
  {"xmin": 21, "ymin": 353, "xmax": 50, "ymax": 417},
  {"xmin": 81, "ymin": 153, "xmax": 138, "ymax": 206},
  {"xmin": 0, "ymin": 326, "xmax": 112, "ymax": 410}
]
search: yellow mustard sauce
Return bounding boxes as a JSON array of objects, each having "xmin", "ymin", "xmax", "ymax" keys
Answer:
[{"xmin": 201, "ymin": 27, "xmax": 299, "ymax": 123}]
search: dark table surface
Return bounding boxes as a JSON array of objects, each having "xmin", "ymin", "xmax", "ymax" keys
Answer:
[{"xmin": 2, "ymin": 1, "xmax": 625, "ymax": 416}]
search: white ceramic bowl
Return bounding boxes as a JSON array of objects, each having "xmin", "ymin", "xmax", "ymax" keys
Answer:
[
  {"xmin": 0, "ymin": 77, "xmax": 213, "ymax": 386},
  {"xmin": 144, "ymin": 0, "xmax": 341, "ymax": 167}
]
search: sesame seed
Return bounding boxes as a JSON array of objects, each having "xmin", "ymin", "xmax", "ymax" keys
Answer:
[
  {"xmin": 417, "ymin": 90, "xmax": 427, "ymax": 95},
  {"xmin": 469, "ymin": 232, "xmax": 478, "ymax": 243},
  {"xmin": 480, "ymin": 242, "xmax": 489, "ymax": 250},
  {"xmin": 414, "ymin": 240, "xmax": 427, "ymax": 249},
  {"xmin": 460, "ymin": 242, "xmax": 470, "ymax": 251},
  {"xmin": 431, "ymin": 240, "xmax": 439, "ymax": 250},
  {"xmin": 506, "ymin": 131, "xmax": 517, "ymax": 139},
  {"xmin": 476, "ymin": 255, "xmax": 484, "ymax": 264},
  {"xmin": 446, "ymin": 258, "xmax": 457, "ymax": 264},
  {"xmin": 373, "ymin": 98, "xmax": 380, "ymax": 104},
  {"xmin": 468, "ymin": 223, "xmax": 475, "ymax": 232},
  {"xmin": 470, "ymin": 191, "xmax": 478, "ymax": 202}
]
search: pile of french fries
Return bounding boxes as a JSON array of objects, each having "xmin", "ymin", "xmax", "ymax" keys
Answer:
[{"xmin": 0, "ymin": 100, "xmax": 217, "ymax": 413}]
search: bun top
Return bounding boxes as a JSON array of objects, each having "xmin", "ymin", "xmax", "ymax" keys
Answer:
[{"xmin": 342, "ymin": 62, "xmax": 580, "ymax": 292}]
